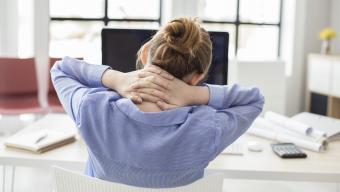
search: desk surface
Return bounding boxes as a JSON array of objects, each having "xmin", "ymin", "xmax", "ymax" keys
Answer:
[{"xmin": 0, "ymin": 114, "xmax": 339, "ymax": 182}]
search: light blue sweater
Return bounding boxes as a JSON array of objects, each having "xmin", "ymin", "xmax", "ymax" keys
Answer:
[{"xmin": 50, "ymin": 57, "xmax": 264, "ymax": 188}]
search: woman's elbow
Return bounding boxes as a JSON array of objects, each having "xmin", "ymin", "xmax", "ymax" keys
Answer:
[
  {"xmin": 251, "ymin": 87, "xmax": 265, "ymax": 111},
  {"xmin": 50, "ymin": 60, "xmax": 64, "ymax": 84}
]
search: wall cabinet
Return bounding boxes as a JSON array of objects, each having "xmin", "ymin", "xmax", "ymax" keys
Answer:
[{"xmin": 307, "ymin": 54, "xmax": 340, "ymax": 118}]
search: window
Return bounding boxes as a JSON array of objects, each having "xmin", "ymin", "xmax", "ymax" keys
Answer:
[
  {"xmin": 49, "ymin": 0, "xmax": 162, "ymax": 63},
  {"xmin": 18, "ymin": 0, "xmax": 34, "ymax": 58},
  {"xmin": 202, "ymin": 0, "xmax": 283, "ymax": 60}
]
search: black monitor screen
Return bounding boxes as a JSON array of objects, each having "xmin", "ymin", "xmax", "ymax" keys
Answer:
[{"xmin": 102, "ymin": 28, "xmax": 228, "ymax": 85}]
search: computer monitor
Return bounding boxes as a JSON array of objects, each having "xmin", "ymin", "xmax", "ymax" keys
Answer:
[{"xmin": 102, "ymin": 28, "xmax": 228, "ymax": 85}]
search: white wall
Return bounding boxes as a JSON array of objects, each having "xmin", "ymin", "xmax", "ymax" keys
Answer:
[
  {"xmin": 330, "ymin": 0, "xmax": 340, "ymax": 54},
  {"xmin": 284, "ymin": 0, "xmax": 331, "ymax": 116},
  {"xmin": 229, "ymin": 60, "xmax": 286, "ymax": 115}
]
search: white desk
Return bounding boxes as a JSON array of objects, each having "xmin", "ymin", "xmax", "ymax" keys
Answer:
[
  {"xmin": 0, "ymin": 114, "xmax": 87, "ymax": 171},
  {"xmin": 0, "ymin": 114, "xmax": 339, "ymax": 190},
  {"xmin": 208, "ymin": 135, "xmax": 340, "ymax": 183}
]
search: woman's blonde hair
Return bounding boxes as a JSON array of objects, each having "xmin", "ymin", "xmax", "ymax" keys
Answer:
[{"xmin": 136, "ymin": 17, "xmax": 212, "ymax": 79}]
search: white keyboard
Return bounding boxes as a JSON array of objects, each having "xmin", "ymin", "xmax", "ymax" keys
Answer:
[{"xmin": 222, "ymin": 142, "xmax": 244, "ymax": 156}]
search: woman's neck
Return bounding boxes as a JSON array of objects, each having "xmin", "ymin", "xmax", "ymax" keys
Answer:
[{"xmin": 136, "ymin": 101, "xmax": 162, "ymax": 112}]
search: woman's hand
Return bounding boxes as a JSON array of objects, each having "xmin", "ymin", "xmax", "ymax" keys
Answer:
[
  {"xmin": 130, "ymin": 71, "xmax": 210, "ymax": 110},
  {"xmin": 102, "ymin": 66, "xmax": 174, "ymax": 103}
]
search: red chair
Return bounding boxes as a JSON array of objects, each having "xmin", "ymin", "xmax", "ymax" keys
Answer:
[
  {"xmin": 0, "ymin": 58, "xmax": 45, "ymax": 115},
  {"xmin": 48, "ymin": 58, "xmax": 64, "ymax": 113}
]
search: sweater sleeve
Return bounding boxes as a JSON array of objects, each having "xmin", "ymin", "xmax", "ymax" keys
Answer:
[
  {"xmin": 206, "ymin": 84, "xmax": 265, "ymax": 156},
  {"xmin": 50, "ymin": 56, "xmax": 111, "ymax": 123}
]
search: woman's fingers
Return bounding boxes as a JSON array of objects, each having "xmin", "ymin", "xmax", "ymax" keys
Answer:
[
  {"xmin": 138, "ymin": 92, "xmax": 162, "ymax": 103},
  {"xmin": 156, "ymin": 101, "xmax": 179, "ymax": 111},
  {"xmin": 145, "ymin": 75, "xmax": 171, "ymax": 90},
  {"xmin": 127, "ymin": 92, "xmax": 142, "ymax": 104},
  {"xmin": 130, "ymin": 79, "xmax": 166, "ymax": 92},
  {"xmin": 134, "ymin": 74, "xmax": 171, "ymax": 90},
  {"xmin": 135, "ymin": 88, "xmax": 169, "ymax": 102},
  {"xmin": 143, "ymin": 65, "xmax": 174, "ymax": 80}
]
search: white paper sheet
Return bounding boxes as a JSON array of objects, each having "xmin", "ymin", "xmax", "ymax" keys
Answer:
[
  {"xmin": 265, "ymin": 111, "xmax": 313, "ymax": 136},
  {"xmin": 292, "ymin": 112, "xmax": 340, "ymax": 140},
  {"xmin": 248, "ymin": 118, "xmax": 327, "ymax": 152}
]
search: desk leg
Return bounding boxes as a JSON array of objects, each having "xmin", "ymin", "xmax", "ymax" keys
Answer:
[
  {"xmin": 10, "ymin": 166, "xmax": 15, "ymax": 192},
  {"xmin": 2, "ymin": 166, "xmax": 5, "ymax": 192}
]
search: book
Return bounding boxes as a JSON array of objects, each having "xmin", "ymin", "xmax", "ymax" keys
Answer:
[{"xmin": 4, "ymin": 114, "xmax": 77, "ymax": 153}]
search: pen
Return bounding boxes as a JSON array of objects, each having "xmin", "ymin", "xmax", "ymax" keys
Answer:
[{"xmin": 35, "ymin": 133, "xmax": 48, "ymax": 144}]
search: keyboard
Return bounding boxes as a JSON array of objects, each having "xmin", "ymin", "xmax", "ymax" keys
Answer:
[{"xmin": 222, "ymin": 142, "xmax": 244, "ymax": 156}]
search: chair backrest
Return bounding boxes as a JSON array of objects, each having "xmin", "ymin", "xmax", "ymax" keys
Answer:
[
  {"xmin": 53, "ymin": 166, "xmax": 224, "ymax": 192},
  {"xmin": 0, "ymin": 58, "xmax": 37, "ymax": 95}
]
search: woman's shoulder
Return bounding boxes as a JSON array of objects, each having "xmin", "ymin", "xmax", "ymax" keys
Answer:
[{"xmin": 83, "ymin": 88, "xmax": 121, "ymax": 102}]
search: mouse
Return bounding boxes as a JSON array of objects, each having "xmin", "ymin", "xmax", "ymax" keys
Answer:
[{"xmin": 247, "ymin": 141, "xmax": 264, "ymax": 152}]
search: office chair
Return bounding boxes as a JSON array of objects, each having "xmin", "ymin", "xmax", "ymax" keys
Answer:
[
  {"xmin": 48, "ymin": 58, "xmax": 64, "ymax": 113},
  {"xmin": 53, "ymin": 166, "xmax": 224, "ymax": 192},
  {"xmin": 0, "ymin": 58, "xmax": 44, "ymax": 115}
]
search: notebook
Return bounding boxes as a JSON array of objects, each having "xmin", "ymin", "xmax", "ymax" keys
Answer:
[{"xmin": 4, "ymin": 114, "xmax": 77, "ymax": 153}]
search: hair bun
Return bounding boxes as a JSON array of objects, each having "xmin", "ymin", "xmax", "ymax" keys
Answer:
[{"xmin": 163, "ymin": 18, "xmax": 201, "ymax": 55}]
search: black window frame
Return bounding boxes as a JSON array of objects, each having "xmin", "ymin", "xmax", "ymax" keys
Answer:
[
  {"xmin": 202, "ymin": 0, "xmax": 283, "ymax": 57},
  {"xmin": 50, "ymin": 0, "xmax": 162, "ymax": 26}
]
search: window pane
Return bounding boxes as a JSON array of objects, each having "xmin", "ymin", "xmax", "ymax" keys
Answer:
[
  {"xmin": 202, "ymin": 0, "xmax": 237, "ymax": 21},
  {"xmin": 108, "ymin": 0, "xmax": 160, "ymax": 19},
  {"xmin": 240, "ymin": 0, "xmax": 280, "ymax": 23},
  {"xmin": 50, "ymin": 0, "xmax": 105, "ymax": 18},
  {"xmin": 49, "ymin": 21, "xmax": 103, "ymax": 63},
  {"xmin": 202, "ymin": 24, "xmax": 236, "ymax": 59},
  {"xmin": 108, "ymin": 21, "xmax": 159, "ymax": 29},
  {"xmin": 238, "ymin": 25, "xmax": 278, "ymax": 60}
]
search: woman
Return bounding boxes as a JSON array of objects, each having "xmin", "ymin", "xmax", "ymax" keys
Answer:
[{"xmin": 51, "ymin": 17, "xmax": 264, "ymax": 188}]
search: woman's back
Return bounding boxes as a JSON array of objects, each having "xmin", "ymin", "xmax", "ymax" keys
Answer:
[
  {"xmin": 50, "ymin": 17, "xmax": 264, "ymax": 188},
  {"xmin": 78, "ymin": 89, "xmax": 218, "ymax": 187}
]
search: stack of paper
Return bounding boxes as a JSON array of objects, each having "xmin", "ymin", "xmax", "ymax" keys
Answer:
[{"xmin": 247, "ymin": 111, "xmax": 331, "ymax": 152}]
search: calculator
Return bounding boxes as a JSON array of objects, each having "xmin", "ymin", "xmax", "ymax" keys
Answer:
[{"xmin": 271, "ymin": 143, "xmax": 307, "ymax": 158}]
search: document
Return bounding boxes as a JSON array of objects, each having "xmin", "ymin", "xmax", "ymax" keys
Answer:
[
  {"xmin": 265, "ymin": 111, "xmax": 313, "ymax": 136},
  {"xmin": 292, "ymin": 112, "xmax": 340, "ymax": 141},
  {"xmin": 248, "ymin": 117, "xmax": 328, "ymax": 152}
]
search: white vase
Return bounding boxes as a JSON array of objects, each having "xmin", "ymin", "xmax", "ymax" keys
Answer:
[{"xmin": 321, "ymin": 40, "xmax": 331, "ymax": 54}]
